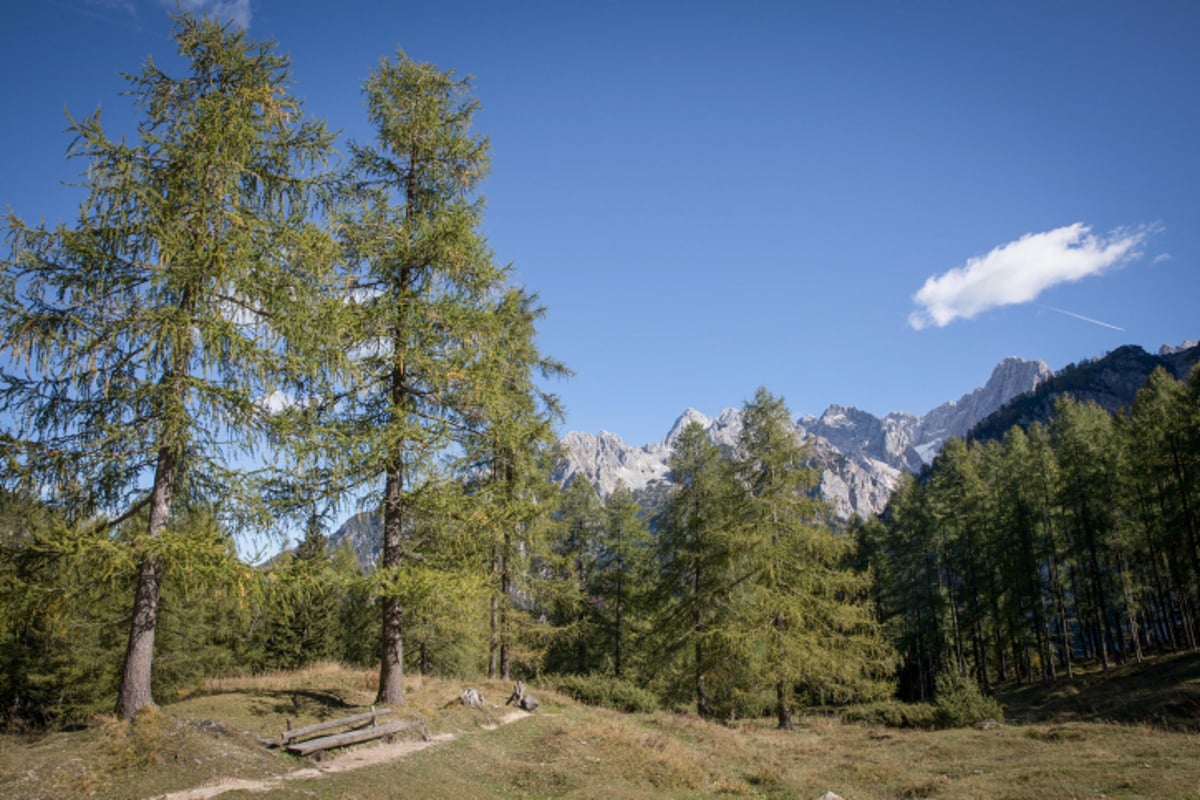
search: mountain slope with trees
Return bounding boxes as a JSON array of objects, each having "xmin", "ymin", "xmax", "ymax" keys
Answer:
[
  {"xmin": 556, "ymin": 356, "xmax": 1051, "ymax": 522},
  {"xmin": 967, "ymin": 342, "xmax": 1199, "ymax": 443},
  {"xmin": 862, "ymin": 360, "xmax": 1200, "ymax": 701}
]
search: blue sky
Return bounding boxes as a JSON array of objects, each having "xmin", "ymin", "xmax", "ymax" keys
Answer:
[{"xmin": 3, "ymin": 0, "xmax": 1197, "ymax": 446}]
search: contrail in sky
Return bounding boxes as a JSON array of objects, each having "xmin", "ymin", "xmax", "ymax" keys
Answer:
[
  {"xmin": 1039, "ymin": 305, "xmax": 1125, "ymax": 332},
  {"xmin": 43, "ymin": 1, "xmax": 166, "ymax": 38}
]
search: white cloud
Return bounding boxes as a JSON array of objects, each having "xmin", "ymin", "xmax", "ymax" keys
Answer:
[
  {"xmin": 1152, "ymin": 253, "xmax": 1173, "ymax": 264},
  {"xmin": 157, "ymin": 0, "xmax": 252, "ymax": 29},
  {"xmin": 908, "ymin": 222, "xmax": 1157, "ymax": 330}
]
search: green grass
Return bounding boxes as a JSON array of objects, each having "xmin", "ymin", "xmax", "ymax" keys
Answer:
[{"xmin": 3, "ymin": 656, "xmax": 1200, "ymax": 799}]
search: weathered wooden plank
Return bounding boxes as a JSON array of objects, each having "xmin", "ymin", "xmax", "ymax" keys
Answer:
[
  {"xmin": 285, "ymin": 719, "xmax": 424, "ymax": 756},
  {"xmin": 280, "ymin": 707, "xmax": 394, "ymax": 742}
]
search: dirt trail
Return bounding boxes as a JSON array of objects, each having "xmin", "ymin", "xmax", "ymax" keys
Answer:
[{"xmin": 150, "ymin": 710, "xmax": 529, "ymax": 800}]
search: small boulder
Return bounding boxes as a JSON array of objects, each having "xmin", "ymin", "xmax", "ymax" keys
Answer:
[
  {"xmin": 506, "ymin": 681, "xmax": 538, "ymax": 712},
  {"xmin": 460, "ymin": 688, "xmax": 485, "ymax": 708}
]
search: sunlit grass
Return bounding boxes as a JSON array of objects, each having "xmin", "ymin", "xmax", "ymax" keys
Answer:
[{"xmin": 4, "ymin": 656, "xmax": 1200, "ymax": 799}]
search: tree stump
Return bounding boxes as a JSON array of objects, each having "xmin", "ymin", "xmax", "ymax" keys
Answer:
[{"xmin": 506, "ymin": 681, "xmax": 538, "ymax": 712}]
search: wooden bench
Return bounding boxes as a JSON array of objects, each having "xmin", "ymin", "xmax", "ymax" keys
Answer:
[{"xmin": 273, "ymin": 707, "xmax": 428, "ymax": 757}]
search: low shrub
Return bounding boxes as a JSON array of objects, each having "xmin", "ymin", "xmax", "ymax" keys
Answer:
[
  {"xmin": 933, "ymin": 670, "xmax": 1004, "ymax": 729},
  {"xmin": 839, "ymin": 700, "xmax": 938, "ymax": 729},
  {"xmin": 554, "ymin": 674, "xmax": 660, "ymax": 713}
]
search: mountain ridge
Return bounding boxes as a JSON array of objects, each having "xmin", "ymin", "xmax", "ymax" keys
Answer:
[
  {"xmin": 967, "ymin": 341, "xmax": 1200, "ymax": 443},
  {"xmin": 332, "ymin": 340, "xmax": 1199, "ymax": 563},
  {"xmin": 556, "ymin": 353, "xmax": 1054, "ymax": 520}
]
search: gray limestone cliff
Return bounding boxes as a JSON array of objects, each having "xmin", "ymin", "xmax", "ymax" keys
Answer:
[{"xmin": 556, "ymin": 355, "xmax": 1051, "ymax": 521}]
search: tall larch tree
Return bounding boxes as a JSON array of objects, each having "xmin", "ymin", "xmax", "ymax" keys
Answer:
[
  {"xmin": 1129, "ymin": 367, "xmax": 1200, "ymax": 619},
  {"xmin": 0, "ymin": 15, "xmax": 334, "ymax": 718},
  {"xmin": 597, "ymin": 481, "xmax": 653, "ymax": 679},
  {"xmin": 654, "ymin": 422, "xmax": 743, "ymax": 718},
  {"xmin": 735, "ymin": 388, "xmax": 893, "ymax": 728},
  {"xmin": 1053, "ymin": 397, "xmax": 1123, "ymax": 669},
  {"xmin": 460, "ymin": 288, "xmax": 566, "ymax": 680},
  {"xmin": 926, "ymin": 438, "xmax": 995, "ymax": 689},
  {"xmin": 320, "ymin": 52, "xmax": 515, "ymax": 704}
]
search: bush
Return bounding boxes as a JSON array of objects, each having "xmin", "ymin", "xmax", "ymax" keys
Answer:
[
  {"xmin": 554, "ymin": 674, "xmax": 660, "ymax": 713},
  {"xmin": 839, "ymin": 700, "xmax": 938, "ymax": 729},
  {"xmin": 933, "ymin": 670, "xmax": 1003, "ymax": 729}
]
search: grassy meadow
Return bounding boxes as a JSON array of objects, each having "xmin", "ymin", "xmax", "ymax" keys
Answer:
[{"xmin": 2, "ymin": 654, "xmax": 1199, "ymax": 800}]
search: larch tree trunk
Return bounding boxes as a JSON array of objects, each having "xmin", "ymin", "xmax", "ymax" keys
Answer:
[
  {"xmin": 776, "ymin": 680, "xmax": 794, "ymax": 730},
  {"xmin": 116, "ymin": 445, "xmax": 176, "ymax": 719},
  {"xmin": 488, "ymin": 541, "xmax": 500, "ymax": 680},
  {"xmin": 500, "ymin": 527, "xmax": 512, "ymax": 680},
  {"xmin": 377, "ymin": 438, "xmax": 407, "ymax": 705}
]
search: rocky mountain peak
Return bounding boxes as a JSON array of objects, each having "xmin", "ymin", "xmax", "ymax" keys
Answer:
[
  {"xmin": 1160, "ymin": 340, "xmax": 1200, "ymax": 356},
  {"xmin": 816, "ymin": 404, "xmax": 857, "ymax": 426},
  {"xmin": 664, "ymin": 408, "xmax": 714, "ymax": 447},
  {"xmin": 331, "ymin": 342, "xmax": 1195, "ymax": 566},
  {"xmin": 984, "ymin": 356, "xmax": 1053, "ymax": 403},
  {"xmin": 557, "ymin": 355, "xmax": 1053, "ymax": 521}
]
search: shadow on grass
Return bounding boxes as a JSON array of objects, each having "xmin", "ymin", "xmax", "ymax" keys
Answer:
[
  {"xmin": 997, "ymin": 650, "xmax": 1200, "ymax": 730},
  {"xmin": 244, "ymin": 689, "xmax": 356, "ymax": 720}
]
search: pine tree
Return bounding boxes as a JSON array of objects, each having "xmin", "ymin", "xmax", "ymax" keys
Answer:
[
  {"xmin": 0, "ymin": 491, "xmax": 126, "ymax": 727},
  {"xmin": 0, "ymin": 14, "xmax": 334, "ymax": 718},
  {"xmin": 257, "ymin": 524, "xmax": 340, "ymax": 670}
]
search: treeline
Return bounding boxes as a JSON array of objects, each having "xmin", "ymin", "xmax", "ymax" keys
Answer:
[
  {"xmin": 0, "ymin": 500, "xmax": 374, "ymax": 728},
  {"xmin": 544, "ymin": 389, "xmax": 894, "ymax": 728},
  {"xmin": 0, "ymin": 389, "xmax": 896, "ymax": 729},
  {"xmin": 860, "ymin": 366, "xmax": 1200, "ymax": 701}
]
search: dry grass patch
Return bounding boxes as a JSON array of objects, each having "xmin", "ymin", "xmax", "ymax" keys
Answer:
[
  {"xmin": 196, "ymin": 661, "xmax": 377, "ymax": 699},
  {"xmin": 172, "ymin": 663, "xmax": 510, "ymax": 742},
  {"xmin": 0, "ymin": 705, "xmax": 289, "ymax": 800}
]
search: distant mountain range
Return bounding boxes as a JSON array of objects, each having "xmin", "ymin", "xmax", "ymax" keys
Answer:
[
  {"xmin": 332, "ymin": 340, "xmax": 1199, "ymax": 563},
  {"xmin": 555, "ymin": 355, "xmax": 1053, "ymax": 521}
]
